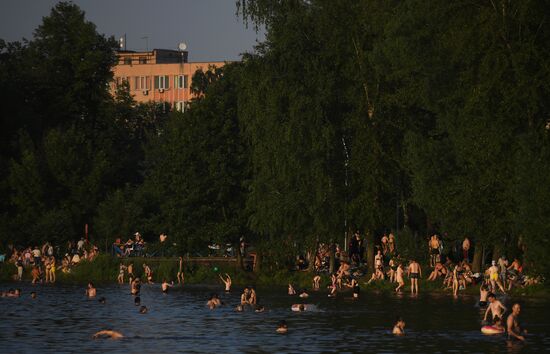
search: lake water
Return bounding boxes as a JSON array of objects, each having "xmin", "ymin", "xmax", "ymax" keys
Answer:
[{"xmin": 0, "ymin": 283, "xmax": 548, "ymax": 353}]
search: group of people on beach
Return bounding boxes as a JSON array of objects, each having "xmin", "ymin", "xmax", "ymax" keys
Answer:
[{"xmin": 4, "ymin": 239, "xmax": 99, "ymax": 284}]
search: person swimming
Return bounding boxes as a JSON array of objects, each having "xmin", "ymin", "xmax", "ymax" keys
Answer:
[
  {"xmin": 219, "ymin": 273, "xmax": 232, "ymax": 292},
  {"xmin": 86, "ymin": 282, "xmax": 96, "ymax": 298},
  {"xmin": 207, "ymin": 294, "xmax": 222, "ymax": 309},
  {"xmin": 98, "ymin": 297, "xmax": 106, "ymax": 304},
  {"xmin": 30, "ymin": 291, "xmax": 37, "ymax": 299},
  {"xmin": 276, "ymin": 320, "xmax": 288, "ymax": 334},
  {"xmin": 235, "ymin": 304, "xmax": 244, "ymax": 312},
  {"xmin": 392, "ymin": 317, "xmax": 406, "ymax": 335},
  {"xmin": 131, "ymin": 277, "xmax": 141, "ymax": 296},
  {"xmin": 161, "ymin": 279, "xmax": 174, "ymax": 293},
  {"xmin": 134, "ymin": 296, "xmax": 141, "ymax": 306},
  {"xmin": 139, "ymin": 306, "xmax": 148, "ymax": 314},
  {"xmin": 93, "ymin": 330, "xmax": 123, "ymax": 340},
  {"xmin": 299, "ymin": 289, "xmax": 309, "ymax": 298},
  {"xmin": 255, "ymin": 305, "xmax": 265, "ymax": 313}
]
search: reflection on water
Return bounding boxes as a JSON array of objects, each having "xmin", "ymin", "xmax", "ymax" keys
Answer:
[{"xmin": 0, "ymin": 283, "xmax": 548, "ymax": 353}]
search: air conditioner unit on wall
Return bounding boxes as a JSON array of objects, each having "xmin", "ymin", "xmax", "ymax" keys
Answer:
[
  {"xmin": 159, "ymin": 88, "xmax": 164, "ymax": 93},
  {"xmin": 142, "ymin": 90, "xmax": 149, "ymax": 95}
]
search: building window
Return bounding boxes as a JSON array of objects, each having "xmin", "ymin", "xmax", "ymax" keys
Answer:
[
  {"xmin": 123, "ymin": 57, "xmax": 132, "ymax": 65},
  {"xmin": 154, "ymin": 75, "xmax": 169, "ymax": 90},
  {"xmin": 176, "ymin": 101, "xmax": 186, "ymax": 112},
  {"xmin": 134, "ymin": 76, "xmax": 150, "ymax": 90},
  {"xmin": 175, "ymin": 75, "xmax": 188, "ymax": 89},
  {"xmin": 138, "ymin": 57, "xmax": 147, "ymax": 64}
]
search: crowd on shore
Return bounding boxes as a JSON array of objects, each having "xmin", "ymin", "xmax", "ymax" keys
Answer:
[{"xmin": 2, "ymin": 239, "xmax": 99, "ymax": 283}]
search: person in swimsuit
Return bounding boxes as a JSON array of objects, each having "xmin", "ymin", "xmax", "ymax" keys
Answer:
[
  {"xmin": 507, "ymin": 303, "xmax": 526, "ymax": 342},
  {"xmin": 479, "ymin": 284, "xmax": 489, "ymax": 307},
  {"xmin": 177, "ymin": 257, "xmax": 185, "ymax": 285},
  {"xmin": 86, "ymin": 282, "xmax": 97, "ymax": 298},
  {"xmin": 44, "ymin": 257, "xmax": 51, "ymax": 283},
  {"xmin": 395, "ymin": 264, "xmax": 405, "ymax": 293},
  {"xmin": 313, "ymin": 275, "xmax": 321, "ymax": 290},
  {"xmin": 428, "ymin": 235, "xmax": 440, "ymax": 267},
  {"xmin": 131, "ymin": 278, "xmax": 141, "ymax": 296},
  {"xmin": 452, "ymin": 264, "xmax": 466, "ymax": 296},
  {"xmin": 161, "ymin": 279, "xmax": 174, "ymax": 293},
  {"xmin": 93, "ymin": 330, "xmax": 123, "ymax": 340},
  {"xmin": 249, "ymin": 288, "xmax": 257, "ymax": 305},
  {"xmin": 241, "ymin": 288, "xmax": 250, "ymax": 305},
  {"xmin": 49, "ymin": 257, "xmax": 56, "ymax": 283},
  {"xmin": 143, "ymin": 263, "xmax": 153, "ymax": 284},
  {"xmin": 408, "ymin": 260, "xmax": 422, "ymax": 294},
  {"xmin": 392, "ymin": 317, "xmax": 406, "ymax": 335},
  {"xmin": 127, "ymin": 263, "xmax": 134, "ymax": 285},
  {"xmin": 488, "ymin": 261, "xmax": 505, "ymax": 293},
  {"xmin": 219, "ymin": 273, "xmax": 232, "ymax": 292},
  {"xmin": 347, "ymin": 277, "xmax": 360, "ymax": 298},
  {"xmin": 206, "ymin": 294, "xmax": 222, "ymax": 309},
  {"xmin": 484, "ymin": 293, "xmax": 507, "ymax": 322},
  {"xmin": 288, "ymin": 283, "xmax": 296, "ymax": 295},
  {"xmin": 117, "ymin": 263, "xmax": 126, "ymax": 284}
]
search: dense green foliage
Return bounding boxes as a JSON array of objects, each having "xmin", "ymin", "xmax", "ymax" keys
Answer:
[{"xmin": 1, "ymin": 1, "xmax": 549, "ymax": 278}]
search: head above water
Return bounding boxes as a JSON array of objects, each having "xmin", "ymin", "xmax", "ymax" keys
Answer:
[
  {"xmin": 134, "ymin": 297, "xmax": 141, "ymax": 306},
  {"xmin": 139, "ymin": 306, "xmax": 148, "ymax": 314}
]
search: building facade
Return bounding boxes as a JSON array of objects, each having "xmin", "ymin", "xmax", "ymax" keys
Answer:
[{"xmin": 112, "ymin": 49, "xmax": 225, "ymax": 111}]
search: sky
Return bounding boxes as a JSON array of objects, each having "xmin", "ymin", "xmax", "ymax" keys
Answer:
[{"xmin": 0, "ymin": 0, "xmax": 264, "ymax": 62}]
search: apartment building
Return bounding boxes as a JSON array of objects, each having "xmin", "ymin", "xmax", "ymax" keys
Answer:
[{"xmin": 112, "ymin": 48, "xmax": 225, "ymax": 112}]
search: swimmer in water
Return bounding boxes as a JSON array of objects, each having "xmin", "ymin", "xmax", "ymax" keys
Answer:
[
  {"xmin": 288, "ymin": 283, "xmax": 296, "ymax": 295},
  {"xmin": 219, "ymin": 273, "xmax": 231, "ymax": 292},
  {"xmin": 392, "ymin": 317, "xmax": 406, "ymax": 335},
  {"xmin": 98, "ymin": 297, "xmax": 106, "ymax": 304},
  {"xmin": 484, "ymin": 293, "xmax": 507, "ymax": 322},
  {"xmin": 241, "ymin": 288, "xmax": 250, "ymax": 305},
  {"xmin": 299, "ymin": 289, "xmax": 309, "ymax": 298},
  {"xmin": 93, "ymin": 330, "xmax": 123, "ymax": 340},
  {"xmin": 507, "ymin": 303, "xmax": 526, "ymax": 342},
  {"xmin": 31, "ymin": 291, "xmax": 37, "ymax": 299},
  {"xmin": 255, "ymin": 305, "xmax": 265, "ymax": 313},
  {"xmin": 276, "ymin": 320, "xmax": 288, "ymax": 334},
  {"xmin": 86, "ymin": 282, "xmax": 97, "ymax": 298},
  {"xmin": 177, "ymin": 257, "xmax": 185, "ymax": 285},
  {"xmin": 207, "ymin": 294, "xmax": 222, "ymax": 309},
  {"xmin": 161, "ymin": 279, "xmax": 174, "ymax": 293},
  {"xmin": 235, "ymin": 304, "xmax": 244, "ymax": 312},
  {"xmin": 248, "ymin": 288, "xmax": 257, "ymax": 305},
  {"xmin": 134, "ymin": 296, "xmax": 141, "ymax": 306},
  {"xmin": 139, "ymin": 306, "xmax": 148, "ymax": 314},
  {"xmin": 131, "ymin": 277, "xmax": 141, "ymax": 296}
]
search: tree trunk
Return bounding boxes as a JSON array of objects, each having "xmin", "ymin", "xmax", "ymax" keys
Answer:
[
  {"xmin": 236, "ymin": 246, "xmax": 244, "ymax": 271},
  {"xmin": 472, "ymin": 243, "xmax": 483, "ymax": 273},
  {"xmin": 254, "ymin": 251, "xmax": 262, "ymax": 273},
  {"xmin": 365, "ymin": 230, "xmax": 375, "ymax": 275},
  {"xmin": 329, "ymin": 241, "xmax": 335, "ymax": 274}
]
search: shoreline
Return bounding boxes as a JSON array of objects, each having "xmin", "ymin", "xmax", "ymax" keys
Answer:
[{"xmin": 1, "ymin": 255, "xmax": 548, "ymax": 298}]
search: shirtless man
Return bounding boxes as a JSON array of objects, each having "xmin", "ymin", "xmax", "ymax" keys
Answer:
[
  {"xmin": 429, "ymin": 235, "xmax": 440, "ymax": 267},
  {"xmin": 408, "ymin": 260, "xmax": 422, "ymax": 294},
  {"xmin": 161, "ymin": 279, "xmax": 174, "ymax": 293},
  {"xmin": 86, "ymin": 282, "xmax": 97, "ymax": 298},
  {"xmin": 93, "ymin": 330, "xmax": 123, "ymax": 340},
  {"xmin": 207, "ymin": 294, "xmax": 222, "ymax": 309},
  {"xmin": 392, "ymin": 317, "xmax": 406, "ymax": 335},
  {"xmin": 507, "ymin": 303, "xmax": 526, "ymax": 342},
  {"xmin": 219, "ymin": 273, "xmax": 231, "ymax": 292},
  {"xmin": 395, "ymin": 264, "xmax": 405, "ymax": 293},
  {"xmin": 479, "ymin": 284, "xmax": 489, "ymax": 307},
  {"xmin": 484, "ymin": 293, "xmax": 507, "ymax": 322},
  {"xmin": 177, "ymin": 257, "xmax": 185, "ymax": 285}
]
